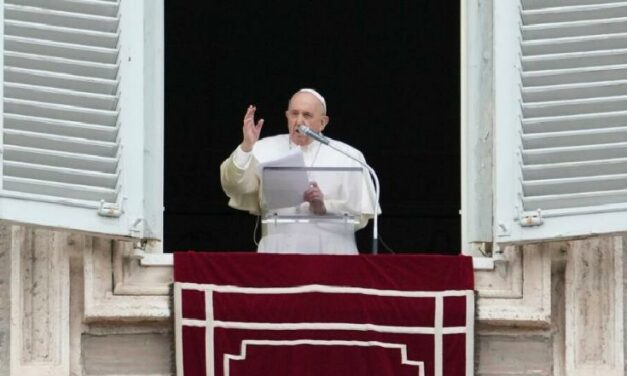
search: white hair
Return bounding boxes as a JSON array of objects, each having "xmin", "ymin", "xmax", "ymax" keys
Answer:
[{"xmin": 296, "ymin": 88, "xmax": 327, "ymax": 114}]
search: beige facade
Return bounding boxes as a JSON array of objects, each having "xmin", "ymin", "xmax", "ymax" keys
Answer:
[
  {"xmin": 0, "ymin": 224, "xmax": 624, "ymax": 375},
  {"xmin": 0, "ymin": 225, "xmax": 172, "ymax": 376}
]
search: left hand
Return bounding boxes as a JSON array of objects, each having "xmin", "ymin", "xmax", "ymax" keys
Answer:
[{"xmin": 303, "ymin": 182, "xmax": 326, "ymax": 215}]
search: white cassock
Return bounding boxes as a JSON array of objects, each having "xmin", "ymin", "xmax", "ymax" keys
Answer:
[{"xmin": 220, "ymin": 134, "xmax": 380, "ymax": 254}]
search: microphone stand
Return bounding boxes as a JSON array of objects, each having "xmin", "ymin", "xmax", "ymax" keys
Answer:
[
  {"xmin": 324, "ymin": 142, "xmax": 380, "ymax": 254},
  {"xmin": 297, "ymin": 126, "xmax": 380, "ymax": 254}
]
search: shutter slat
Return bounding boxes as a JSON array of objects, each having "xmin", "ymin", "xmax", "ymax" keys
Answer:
[
  {"xmin": 4, "ymin": 129, "xmax": 118, "ymax": 157},
  {"xmin": 523, "ymin": 142, "xmax": 627, "ymax": 165},
  {"xmin": 523, "ymin": 80, "xmax": 627, "ymax": 102},
  {"xmin": 5, "ymin": 98, "xmax": 118, "ymax": 126},
  {"xmin": 523, "ymin": 64, "xmax": 627, "ymax": 86},
  {"xmin": 5, "ymin": 0, "xmax": 119, "ymax": 17},
  {"xmin": 523, "ymin": 126, "xmax": 627, "ymax": 149},
  {"xmin": 523, "ymin": 3, "xmax": 627, "ymax": 24},
  {"xmin": 523, "ymin": 110, "xmax": 627, "ymax": 133},
  {"xmin": 5, "ymin": 19, "xmax": 118, "ymax": 48},
  {"xmin": 523, "ymin": 95, "xmax": 627, "ymax": 118},
  {"xmin": 5, "ymin": 67, "xmax": 118, "ymax": 94},
  {"xmin": 5, "ymin": 35, "xmax": 117, "ymax": 64},
  {"xmin": 523, "ymin": 49, "xmax": 627, "ymax": 71},
  {"xmin": 523, "ymin": 17, "xmax": 627, "ymax": 40},
  {"xmin": 523, "ymin": 158, "xmax": 627, "ymax": 180},
  {"xmin": 523, "ymin": 188, "xmax": 627, "ymax": 210},
  {"xmin": 524, "ymin": 173, "xmax": 627, "ymax": 196},
  {"xmin": 5, "ymin": 51, "xmax": 118, "ymax": 80},
  {"xmin": 522, "ymin": 33, "xmax": 627, "ymax": 55},
  {"xmin": 524, "ymin": 0, "xmax": 624, "ymax": 10},
  {"xmin": 4, "ymin": 113, "xmax": 118, "ymax": 142},
  {"xmin": 4, "ymin": 160, "xmax": 117, "ymax": 188},
  {"xmin": 5, "ymin": 82, "xmax": 118, "ymax": 110},
  {"xmin": 5, "ymin": 4, "xmax": 119, "ymax": 32},
  {"xmin": 4, "ymin": 145, "xmax": 118, "ymax": 174},
  {"xmin": 3, "ymin": 176, "xmax": 118, "ymax": 202}
]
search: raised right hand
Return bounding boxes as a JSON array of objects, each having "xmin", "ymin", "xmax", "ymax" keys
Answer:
[{"xmin": 241, "ymin": 105, "xmax": 264, "ymax": 152}]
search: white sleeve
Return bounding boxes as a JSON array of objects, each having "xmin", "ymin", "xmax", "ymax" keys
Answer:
[
  {"xmin": 233, "ymin": 145, "xmax": 253, "ymax": 169},
  {"xmin": 219, "ymin": 146, "xmax": 261, "ymax": 215}
]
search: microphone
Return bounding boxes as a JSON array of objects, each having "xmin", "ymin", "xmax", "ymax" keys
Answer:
[{"xmin": 297, "ymin": 124, "xmax": 330, "ymax": 145}]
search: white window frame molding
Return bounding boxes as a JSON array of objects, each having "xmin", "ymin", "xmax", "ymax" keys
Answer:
[{"xmin": 461, "ymin": 0, "xmax": 496, "ymax": 259}]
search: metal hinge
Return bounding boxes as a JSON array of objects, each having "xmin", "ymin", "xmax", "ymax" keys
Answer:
[{"xmin": 520, "ymin": 209, "xmax": 543, "ymax": 227}]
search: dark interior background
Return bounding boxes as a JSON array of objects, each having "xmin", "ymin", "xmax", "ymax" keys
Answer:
[{"xmin": 164, "ymin": 1, "xmax": 460, "ymax": 254}]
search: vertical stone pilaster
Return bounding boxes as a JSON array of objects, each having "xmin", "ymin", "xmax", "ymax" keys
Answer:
[
  {"xmin": 622, "ymin": 236, "xmax": 627, "ymax": 376},
  {"xmin": 565, "ymin": 236, "xmax": 624, "ymax": 376},
  {"xmin": 0, "ymin": 224, "xmax": 12, "ymax": 376},
  {"xmin": 624, "ymin": 236, "xmax": 627, "ymax": 376},
  {"xmin": 68, "ymin": 233, "xmax": 86, "ymax": 376},
  {"xmin": 551, "ymin": 245, "xmax": 567, "ymax": 376},
  {"xmin": 10, "ymin": 227, "xmax": 70, "ymax": 376}
]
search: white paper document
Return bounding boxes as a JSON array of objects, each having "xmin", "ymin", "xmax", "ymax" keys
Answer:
[{"xmin": 259, "ymin": 149, "xmax": 310, "ymax": 210}]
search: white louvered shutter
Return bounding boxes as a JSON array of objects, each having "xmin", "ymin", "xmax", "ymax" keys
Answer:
[
  {"xmin": 494, "ymin": 0, "xmax": 627, "ymax": 243},
  {"xmin": 0, "ymin": 0, "xmax": 163, "ymax": 240}
]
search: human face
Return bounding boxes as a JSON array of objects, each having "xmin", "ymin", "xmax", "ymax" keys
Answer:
[{"xmin": 285, "ymin": 92, "xmax": 329, "ymax": 146}]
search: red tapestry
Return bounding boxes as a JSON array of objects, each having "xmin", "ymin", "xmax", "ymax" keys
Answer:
[{"xmin": 174, "ymin": 252, "xmax": 475, "ymax": 376}]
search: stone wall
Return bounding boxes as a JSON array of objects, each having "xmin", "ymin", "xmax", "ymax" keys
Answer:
[
  {"xmin": 0, "ymin": 225, "xmax": 623, "ymax": 375},
  {"xmin": 474, "ymin": 238, "xmax": 624, "ymax": 375},
  {"xmin": 0, "ymin": 227, "xmax": 172, "ymax": 376}
]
